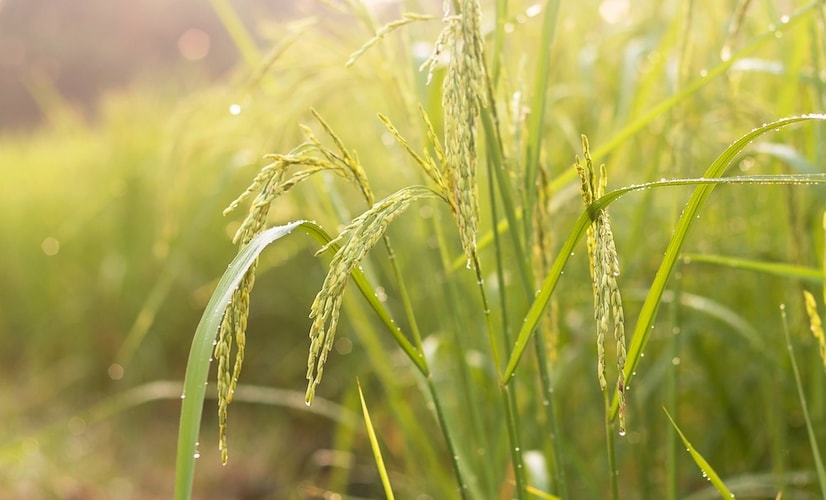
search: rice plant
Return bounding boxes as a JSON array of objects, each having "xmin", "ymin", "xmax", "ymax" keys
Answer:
[{"xmin": 156, "ymin": 0, "xmax": 826, "ymax": 498}]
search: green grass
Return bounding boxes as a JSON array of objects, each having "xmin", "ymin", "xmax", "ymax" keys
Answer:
[{"xmin": 5, "ymin": 0, "xmax": 826, "ymax": 498}]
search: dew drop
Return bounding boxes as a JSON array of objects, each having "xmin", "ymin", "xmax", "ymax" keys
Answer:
[
  {"xmin": 229, "ymin": 103, "xmax": 242, "ymax": 115},
  {"xmin": 780, "ymin": 15, "xmax": 790, "ymax": 24},
  {"xmin": 180, "ymin": 393, "xmax": 186, "ymax": 399},
  {"xmin": 618, "ymin": 430, "xmax": 626, "ymax": 437}
]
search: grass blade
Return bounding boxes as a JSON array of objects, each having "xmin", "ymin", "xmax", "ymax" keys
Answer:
[
  {"xmin": 663, "ymin": 408, "xmax": 734, "ymax": 499},
  {"xmin": 356, "ymin": 379, "xmax": 395, "ymax": 500},
  {"xmin": 174, "ymin": 221, "xmax": 304, "ymax": 500},
  {"xmin": 782, "ymin": 303, "xmax": 826, "ymax": 499},
  {"xmin": 682, "ymin": 253, "xmax": 823, "ymax": 283},
  {"xmin": 523, "ymin": 0, "xmax": 561, "ymax": 221}
]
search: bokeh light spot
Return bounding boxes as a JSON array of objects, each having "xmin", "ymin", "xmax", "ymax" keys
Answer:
[
  {"xmin": 177, "ymin": 28, "xmax": 210, "ymax": 61},
  {"xmin": 41, "ymin": 236, "xmax": 60, "ymax": 256}
]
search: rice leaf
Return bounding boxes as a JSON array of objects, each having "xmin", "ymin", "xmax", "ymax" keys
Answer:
[
  {"xmin": 357, "ymin": 379, "xmax": 395, "ymax": 500},
  {"xmin": 175, "ymin": 221, "xmax": 304, "ymax": 500},
  {"xmin": 663, "ymin": 408, "xmax": 734, "ymax": 499}
]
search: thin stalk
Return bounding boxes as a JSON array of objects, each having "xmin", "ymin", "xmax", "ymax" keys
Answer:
[
  {"xmin": 604, "ymin": 391, "xmax": 620, "ymax": 500},
  {"xmin": 522, "ymin": 0, "xmax": 561, "ymax": 231},
  {"xmin": 490, "ymin": 0, "xmax": 508, "ymax": 86},
  {"xmin": 529, "ymin": 288, "xmax": 568, "ymax": 497},
  {"xmin": 487, "ymin": 151, "xmax": 513, "ymax": 352},
  {"xmin": 480, "ymin": 27, "xmax": 568, "ymax": 494},
  {"xmin": 473, "ymin": 252, "xmax": 502, "ymax": 370},
  {"xmin": 665, "ymin": 270, "xmax": 682, "ymax": 500},
  {"xmin": 433, "ymin": 207, "xmax": 495, "ymax": 498},
  {"xmin": 502, "ymin": 382, "xmax": 528, "ymax": 499},
  {"xmin": 487, "ymin": 159, "xmax": 514, "ymax": 494},
  {"xmin": 427, "ymin": 376, "xmax": 471, "ymax": 500},
  {"xmin": 480, "ymin": 67, "xmax": 532, "ymax": 294},
  {"xmin": 781, "ymin": 304, "xmax": 826, "ymax": 499},
  {"xmin": 471, "ymin": 252, "xmax": 527, "ymax": 499},
  {"xmin": 383, "ymin": 237, "xmax": 426, "ymax": 352}
]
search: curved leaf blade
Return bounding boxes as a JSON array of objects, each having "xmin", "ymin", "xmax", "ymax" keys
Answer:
[
  {"xmin": 174, "ymin": 221, "xmax": 304, "ymax": 500},
  {"xmin": 664, "ymin": 408, "xmax": 734, "ymax": 499}
]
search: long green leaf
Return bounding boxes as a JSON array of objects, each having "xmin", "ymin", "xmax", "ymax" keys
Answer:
[
  {"xmin": 664, "ymin": 408, "xmax": 734, "ymax": 498},
  {"xmin": 357, "ymin": 379, "xmax": 395, "ymax": 500},
  {"xmin": 782, "ymin": 304, "xmax": 826, "ymax": 499},
  {"xmin": 174, "ymin": 221, "xmax": 304, "ymax": 500},
  {"xmin": 682, "ymin": 253, "xmax": 824, "ymax": 283},
  {"xmin": 523, "ymin": 0, "xmax": 561, "ymax": 221}
]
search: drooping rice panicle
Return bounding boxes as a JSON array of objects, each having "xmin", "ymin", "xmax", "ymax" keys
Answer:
[
  {"xmin": 436, "ymin": 0, "xmax": 486, "ymax": 267},
  {"xmin": 305, "ymin": 186, "xmax": 441, "ymax": 403},
  {"xmin": 576, "ymin": 135, "xmax": 627, "ymax": 434},
  {"xmin": 216, "ymin": 112, "xmax": 375, "ymax": 462}
]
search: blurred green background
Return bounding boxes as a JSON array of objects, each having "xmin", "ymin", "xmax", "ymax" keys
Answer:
[{"xmin": 3, "ymin": 0, "xmax": 826, "ymax": 498}]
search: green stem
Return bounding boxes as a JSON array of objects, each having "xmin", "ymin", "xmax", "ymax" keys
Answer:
[
  {"xmin": 665, "ymin": 272, "xmax": 682, "ymax": 500},
  {"xmin": 383, "ymin": 237, "xmax": 425, "ymax": 352},
  {"xmin": 781, "ymin": 304, "xmax": 826, "ymax": 500},
  {"xmin": 427, "ymin": 376, "xmax": 471, "ymax": 500},
  {"xmin": 471, "ymin": 252, "xmax": 527, "ymax": 499},
  {"xmin": 604, "ymin": 391, "xmax": 620, "ymax": 500},
  {"xmin": 522, "ymin": 0, "xmax": 561, "ymax": 230},
  {"xmin": 502, "ymin": 383, "xmax": 528, "ymax": 499}
]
